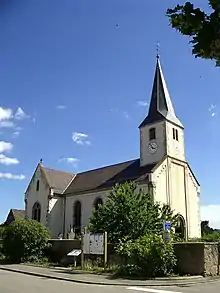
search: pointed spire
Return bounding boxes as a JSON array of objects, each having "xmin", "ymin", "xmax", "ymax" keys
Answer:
[{"xmin": 139, "ymin": 55, "xmax": 183, "ymax": 128}]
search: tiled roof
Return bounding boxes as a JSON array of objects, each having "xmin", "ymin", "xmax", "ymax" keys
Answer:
[
  {"xmin": 41, "ymin": 167, "xmax": 75, "ymax": 193},
  {"xmin": 139, "ymin": 57, "xmax": 183, "ymax": 128},
  {"xmin": 64, "ymin": 159, "xmax": 156, "ymax": 194},
  {"xmin": 11, "ymin": 209, "xmax": 25, "ymax": 220}
]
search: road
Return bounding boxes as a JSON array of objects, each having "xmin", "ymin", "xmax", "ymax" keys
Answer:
[{"xmin": 0, "ymin": 270, "xmax": 220, "ymax": 293}]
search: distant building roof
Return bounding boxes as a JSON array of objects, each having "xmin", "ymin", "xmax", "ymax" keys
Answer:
[{"xmin": 2, "ymin": 209, "xmax": 25, "ymax": 226}]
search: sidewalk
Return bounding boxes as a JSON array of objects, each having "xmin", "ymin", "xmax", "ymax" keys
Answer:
[{"xmin": 0, "ymin": 264, "xmax": 217, "ymax": 287}]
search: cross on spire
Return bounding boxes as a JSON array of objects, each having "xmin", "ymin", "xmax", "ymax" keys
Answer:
[{"xmin": 156, "ymin": 42, "xmax": 160, "ymax": 59}]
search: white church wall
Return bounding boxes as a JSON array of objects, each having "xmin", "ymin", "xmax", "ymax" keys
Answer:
[
  {"xmin": 48, "ymin": 196, "xmax": 64, "ymax": 238},
  {"xmin": 25, "ymin": 165, "xmax": 49, "ymax": 227},
  {"xmin": 151, "ymin": 158, "xmax": 200, "ymax": 239},
  {"xmin": 65, "ymin": 190, "xmax": 108, "ymax": 235},
  {"xmin": 152, "ymin": 159, "xmax": 169, "ymax": 204},
  {"xmin": 185, "ymin": 167, "xmax": 201, "ymax": 238},
  {"xmin": 165, "ymin": 121, "xmax": 185, "ymax": 161},
  {"xmin": 169, "ymin": 161, "xmax": 187, "ymax": 226},
  {"xmin": 65, "ymin": 183, "xmax": 149, "ymax": 236},
  {"xmin": 140, "ymin": 121, "xmax": 166, "ymax": 166}
]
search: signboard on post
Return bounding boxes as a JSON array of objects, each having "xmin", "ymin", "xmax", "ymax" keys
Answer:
[
  {"xmin": 163, "ymin": 221, "xmax": 172, "ymax": 245},
  {"xmin": 163, "ymin": 221, "xmax": 172, "ymax": 231},
  {"xmin": 67, "ymin": 249, "xmax": 82, "ymax": 257},
  {"xmin": 83, "ymin": 233, "xmax": 104, "ymax": 255}
]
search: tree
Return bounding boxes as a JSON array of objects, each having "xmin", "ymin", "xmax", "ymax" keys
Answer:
[
  {"xmin": 167, "ymin": 1, "xmax": 220, "ymax": 66},
  {"xmin": 201, "ymin": 220, "xmax": 214, "ymax": 235},
  {"xmin": 89, "ymin": 182, "xmax": 178, "ymax": 244},
  {"xmin": 2, "ymin": 219, "xmax": 50, "ymax": 263}
]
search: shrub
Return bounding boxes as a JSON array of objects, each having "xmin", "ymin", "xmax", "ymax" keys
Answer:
[
  {"xmin": 116, "ymin": 234, "xmax": 177, "ymax": 278},
  {"xmin": 0, "ymin": 226, "xmax": 5, "ymax": 239},
  {"xmin": 201, "ymin": 232, "xmax": 220, "ymax": 242},
  {"xmin": 2, "ymin": 219, "xmax": 51, "ymax": 263}
]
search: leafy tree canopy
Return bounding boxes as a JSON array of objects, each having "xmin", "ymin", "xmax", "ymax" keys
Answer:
[
  {"xmin": 167, "ymin": 0, "xmax": 220, "ymax": 66},
  {"xmin": 89, "ymin": 182, "xmax": 178, "ymax": 244},
  {"xmin": 2, "ymin": 219, "xmax": 50, "ymax": 263}
]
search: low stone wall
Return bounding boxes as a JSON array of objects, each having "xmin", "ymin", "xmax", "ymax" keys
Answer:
[
  {"xmin": 49, "ymin": 239, "xmax": 220, "ymax": 276},
  {"xmin": 174, "ymin": 242, "xmax": 220, "ymax": 276}
]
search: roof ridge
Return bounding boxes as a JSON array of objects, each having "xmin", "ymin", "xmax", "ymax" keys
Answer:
[
  {"xmin": 77, "ymin": 158, "xmax": 138, "ymax": 175},
  {"xmin": 42, "ymin": 166, "xmax": 75, "ymax": 175}
]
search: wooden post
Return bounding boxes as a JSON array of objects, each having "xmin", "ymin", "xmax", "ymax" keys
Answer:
[
  {"xmin": 81, "ymin": 232, "xmax": 84, "ymax": 269},
  {"xmin": 104, "ymin": 231, "xmax": 107, "ymax": 269}
]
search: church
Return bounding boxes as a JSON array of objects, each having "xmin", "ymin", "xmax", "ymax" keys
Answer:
[{"xmin": 25, "ymin": 56, "xmax": 201, "ymax": 240}]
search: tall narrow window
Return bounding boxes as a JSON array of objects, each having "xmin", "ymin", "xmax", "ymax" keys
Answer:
[
  {"xmin": 175, "ymin": 129, "xmax": 179, "ymax": 141},
  {"xmin": 73, "ymin": 201, "xmax": 81, "ymax": 234},
  {"xmin": 172, "ymin": 128, "xmax": 175, "ymax": 139},
  {"xmin": 32, "ymin": 202, "xmax": 41, "ymax": 222},
  {"xmin": 36, "ymin": 180, "xmax": 40, "ymax": 191},
  {"xmin": 149, "ymin": 128, "xmax": 156, "ymax": 140},
  {"xmin": 94, "ymin": 198, "xmax": 103, "ymax": 210},
  {"xmin": 173, "ymin": 128, "xmax": 179, "ymax": 141}
]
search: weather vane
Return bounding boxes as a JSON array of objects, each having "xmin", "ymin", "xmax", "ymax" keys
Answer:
[{"xmin": 156, "ymin": 42, "xmax": 160, "ymax": 59}]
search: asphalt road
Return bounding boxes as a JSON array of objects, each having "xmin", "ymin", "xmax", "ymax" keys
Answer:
[{"xmin": 0, "ymin": 270, "xmax": 220, "ymax": 293}]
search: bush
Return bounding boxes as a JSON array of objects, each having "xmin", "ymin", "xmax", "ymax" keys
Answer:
[
  {"xmin": 0, "ymin": 226, "xmax": 5, "ymax": 239},
  {"xmin": 2, "ymin": 219, "xmax": 51, "ymax": 263},
  {"xmin": 201, "ymin": 233, "xmax": 220, "ymax": 242},
  {"xmin": 116, "ymin": 234, "xmax": 177, "ymax": 278}
]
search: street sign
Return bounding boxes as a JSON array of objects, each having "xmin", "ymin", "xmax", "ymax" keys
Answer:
[
  {"xmin": 163, "ymin": 221, "xmax": 172, "ymax": 231},
  {"xmin": 67, "ymin": 249, "xmax": 82, "ymax": 256}
]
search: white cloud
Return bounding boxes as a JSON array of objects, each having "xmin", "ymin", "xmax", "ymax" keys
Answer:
[
  {"xmin": 209, "ymin": 104, "xmax": 216, "ymax": 112},
  {"xmin": 0, "ymin": 120, "xmax": 15, "ymax": 128},
  {"xmin": 208, "ymin": 104, "xmax": 217, "ymax": 117},
  {"xmin": 59, "ymin": 157, "xmax": 79, "ymax": 167},
  {"xmin": 14, "ymin": 107, "xmax": 29, "ymax": 120},
  {"xmin": 201, "ymin": 205, "xmax": 220, "ymax": 229},
  {"xmin": 0, "ymin": 154, "xmax": 19, "ymax": 165},
  {"xmin": 123, "ymin": 111, "xmax": 129, "ymax": 119},
  {"xmin": 72, "ymin": 132, "xmax": 91, "ymax": 145},
  {"xmin": 56, "ymin": 105, "xmax": 66, "ymax": 110},
  {"xmin": 137, "ymin": 101, "xmax": 148, "ymax": 107},
  {"xmin": 0, "ymin": 107, "xmax": 13, "ymax": 121},
  {"xmin": 0, "ymin": 141, "xmax": 13, "ymax": 153},
  {"xmin": 12, "ymin": 131, "xmax": 20, "ymax": 138},
  {"xmin": 0, "ymin": 172, "xmax": 25, "ymax": 180}
]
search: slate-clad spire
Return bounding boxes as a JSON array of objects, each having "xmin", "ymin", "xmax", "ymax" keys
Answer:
[{"xmin": 139, "ymin": 56, "xmax": 183, "ymax": 128}]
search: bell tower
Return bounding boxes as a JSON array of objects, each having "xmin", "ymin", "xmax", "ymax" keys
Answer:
[{"xmin": 139, "ymin": 55, "xmax": 185, "ymax": 166}]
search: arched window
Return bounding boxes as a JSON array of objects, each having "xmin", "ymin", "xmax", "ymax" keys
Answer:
[
  {"xmin": 94, "ymin": 197, "xmax": 103, "ymax": 210},
  {"xmin": 175, "ymin": 214, "xmax": 185, "ymax": 240},
  {"xmin": 32, "ymin": 202, "xmax": 41, "ymax": 222},
  {"xmin": 73, "ymin": 201, "xmax": 81, "ymax": 234}
]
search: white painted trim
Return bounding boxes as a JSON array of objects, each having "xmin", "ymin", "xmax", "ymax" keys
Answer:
[{"xmin": 126, "ymin": 287, "xmax": 182, "ymax": 293}]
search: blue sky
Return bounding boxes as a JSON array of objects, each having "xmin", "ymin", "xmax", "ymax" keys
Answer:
[{"xmin": 0, "ymin": 0, "xmax": 219, "ymax": 226}]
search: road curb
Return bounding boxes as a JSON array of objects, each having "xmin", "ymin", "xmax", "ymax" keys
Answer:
[{"xmin": 0, "ymin": 266, "xmax": 218, "ymax": 287}]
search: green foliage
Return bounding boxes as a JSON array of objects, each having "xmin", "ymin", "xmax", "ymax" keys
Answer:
[
  {"xmin": 201, "ymin": 220, "xmax": 215, "ymax": 235},
  {"xmin": 167, "ymin": 1, "xmax": 220, "ymax": 66},
  {"xmin": 89, "ymin": 182, "xmax": 177, "ymax": 244},
  {"xmin": 2, "ymin": 219, "xmax": 51, "ymax": 263},
  {"xmin": 201, "ymin": 232, "xmax": 220, "ymax": 242},
  {"xmin": 116, "ymin": 234, "xmax": 177, "ymax": 278},
  {"xmin": 0, "ymin": 226, "xmax": 5, "ymax": 239}
]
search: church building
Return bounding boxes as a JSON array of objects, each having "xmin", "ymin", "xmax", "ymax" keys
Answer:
[{"xmin": 25, "ymin": 56, "xmax": 201, "ymax": 240}]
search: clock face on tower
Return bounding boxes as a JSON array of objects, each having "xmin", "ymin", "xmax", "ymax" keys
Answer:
[{"xmin": 148, "ymin": 142, "xmax": 158, "ymax": 154}]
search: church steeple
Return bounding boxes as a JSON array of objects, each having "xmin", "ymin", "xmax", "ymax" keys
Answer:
[{"xmin": 139, "ymin": 56, "xmax": 183, "ymax": 129}]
